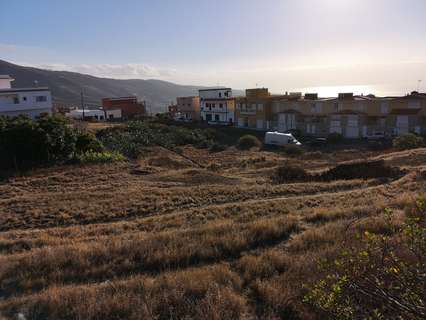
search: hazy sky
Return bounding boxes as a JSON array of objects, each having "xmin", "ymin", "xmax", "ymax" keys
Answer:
[{"xmin": 1, "ymin": 0, "xmax": 425, "ymax": 95}]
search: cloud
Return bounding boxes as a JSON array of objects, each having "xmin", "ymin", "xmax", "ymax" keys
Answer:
[{"xmin": 32, "ymin": 63, "xmax": 177, "ymax": 80}]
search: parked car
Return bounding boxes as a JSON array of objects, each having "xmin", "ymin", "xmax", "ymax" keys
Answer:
[{"xmin": 264, "ymin": 131, "xmax": 302, "ymax": 146}]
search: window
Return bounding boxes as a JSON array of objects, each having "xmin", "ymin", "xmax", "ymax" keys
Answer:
[
  {"xmin": 13, "ymin": 97, "xmax": 19, "ymax": 104},
  {"xmin": 257, "ymin": 103, "xmax": 263, "ymax": 111},
  {"xmin": 36, "ymin": 96, "xmax": 47, "ymax": 102},
  {"xmin": 219, "ymin": 92, "xmax": 222, "ymax": 98},
  {"xmin": 219, "ymin": 103, "xmax": 223, "ymax": 108},
  {"xmin": 23, "ymin": 97, "xmax": 27, "ymax": 101},
  {"xmin": 380, "ymin": 102, "xmax": 389, "ymax": 114},
  {"xmin": 408, "ymin": 100, "xmax": 420, "ymax": 108},
  {"xmin": 215, "ymin": 114, "xmax": 220, "ymax": 121}
]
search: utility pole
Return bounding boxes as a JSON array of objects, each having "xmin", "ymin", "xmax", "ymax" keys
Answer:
[{"xmin": 81, "ymin": 88, "xmax": 85, "ymax": 120}]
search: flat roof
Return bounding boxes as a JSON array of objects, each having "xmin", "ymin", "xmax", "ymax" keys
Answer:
[
  {"xmin": 0, "ymin": 75, "xmax": 14, "ymax": 80},
  {"xmin": 0, "ymin": 87, "xmax": 50, "ymax": 93},
  {"xmin": 103, "ymin": 96, "xmax": 137, "ymax": 100},
  {"xmin": 198, "ymin": 88, "xmax": 232, "ymax": 92}
]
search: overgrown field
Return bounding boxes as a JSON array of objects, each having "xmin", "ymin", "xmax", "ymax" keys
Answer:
[{"xmin": 0, "ymin": 142, "xmax": 425, "ymax": 319}]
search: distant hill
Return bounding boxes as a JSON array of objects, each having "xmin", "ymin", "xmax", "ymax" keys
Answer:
[{"xmin": 0, "ymin": 60, "xmax": 242, "ymax": 114}]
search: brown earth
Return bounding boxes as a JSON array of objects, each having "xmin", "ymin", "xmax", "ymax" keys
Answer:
[{"xmin": 0, "ymin": 146, "xmax": 425, "ymax": 320}]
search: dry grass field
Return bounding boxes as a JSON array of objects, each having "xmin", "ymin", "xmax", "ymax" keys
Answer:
[{"xmin": 0, "ymin": 145, "xmax": 425, "ymax": 319}]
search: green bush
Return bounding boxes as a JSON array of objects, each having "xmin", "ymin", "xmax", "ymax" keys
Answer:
[
  {"xmin": 98, "ymin": 121, "xmax": 212, "ymax": 158},
  {"xmin": 305, "ymin": 199, "xmax": 426, "ymax": 319},
  {"xmin": 0, "ymin": 115, "xmax": 77, "ymax": 170},
  {"xmin": 75, "ymin": 131, "xmax": 105, "ymax": 154},
  {"xmin": 393, "ymin": 133, "xmax": 424, "ymax": 150},
  {"xmin": 76, "ymin": 151, "xmax": 126, "ymax": 164},
  {"xmin": 237, "ymin": 135, "xmax": 261, "ymax": 150},
  {"xmin": 327, "ymin": 132, "xmax": 343, "ymax": 144},
  {"xmin": 209, "ymin": 143, "xmax": 227, "ymax": 153}
]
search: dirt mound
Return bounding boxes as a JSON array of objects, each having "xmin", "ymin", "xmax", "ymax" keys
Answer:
[{"xmin": 147, "ymin": 155, "xmax": 194, "ymax": 170}]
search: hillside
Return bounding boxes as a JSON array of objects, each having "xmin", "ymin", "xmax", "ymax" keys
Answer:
[
  {"xmin": 0, "ymin": 60, "xmax": 235, "ymax": 113},
  {"xmin": 0, "ymin": 126, "xmax": 425, "ymax": 320}
]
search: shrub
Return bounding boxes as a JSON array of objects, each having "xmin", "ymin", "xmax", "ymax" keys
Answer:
[
  {"xmin": 282, "ymin": 145, "xmax": 304, "ymax": 156},
  {"xmin": 393, "ymin": 133, "xmax": 424, "ymax": 150},
  {"xmin": 238, "ymin": 135, "xmax": 261, "ymax": 150},
  {"xmin": 327, "ymin": 132, "xmax": 343, "ymax": 144},
  {"xmin": 0, "ymin": 115, "xmax": 77, "ymax": 170},
  {"xmin": 273, "ymin": 164, "xmax": 310, "ymax": 183},
  {"xmin": 75, "ymin": 131, "xmax": 105, "ymax": 154},
  {"xmin": 76, "ymin": 151, "xmax": 126, "ymax": 164},
  {"xmin": 209, "ymin": 143, "xmax": 227, "ymax": 153},
  {"xmin": 320, "ymin": 160, "xmax": 398, "ymax": 181},
  {"xmin": 98, "ymin": 121, "xmax": 212, "ymax": 158},
  {"xmin": 305, "ymin": 199, "xmax": 426, "ymax": 319}
]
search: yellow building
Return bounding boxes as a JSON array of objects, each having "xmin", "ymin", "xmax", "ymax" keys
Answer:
[{"xmin": 235, "ymin": 88, "xmax": 272, "ymax": 130}]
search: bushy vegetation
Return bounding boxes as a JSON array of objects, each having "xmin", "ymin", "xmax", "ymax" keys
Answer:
[
  {"xmin": 75, "ymin": 151, "xmax": 126, "ymax": 164},
  {"xmin": 209, "ymin": 142, "xmax": 227, "ymax": 153},
  {"xmin": 98, "ymin": 121, "xmax": 213, "ymax": 158},
  {"xmin": 273, "ymin": 160, "xmax": 399, "ymax": 183},
  {"xmin": 393, "ymin": 133, "xmax": 425, "ymax": 150},
  {"xmin": 321, "ymin": 159, "xmax": 398, "ymax": 181},
  {"xmin": 273, "ymin": 164, "xmax": 310, "ymax": 183},
  {"xmin": 237, "ymin": 134, "xmax": 261, "ymax": 150},
  {"xmin": 305, "ymin": 199, "xmax": 426, "ymax": 319},
  {"xmin": 0, "ymin": 115, "xmax": 112, "ymax": 171}
]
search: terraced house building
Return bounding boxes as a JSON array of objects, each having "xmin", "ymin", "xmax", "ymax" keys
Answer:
[{"xmin": 271, "ymin": 91, "xmax": 426, "ymax": 138}]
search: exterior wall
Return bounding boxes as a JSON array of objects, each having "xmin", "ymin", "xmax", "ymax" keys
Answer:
[
  {"xmin": 0, "ymin": 78, "xmax": 13, "ymax": 89},
  {"xmin": 199, "ymin": 89, "xmax": 235, "ymax": 124},
  {"xmin": 0, "ymin": 88, "xmax": 52, "ymax": 119},
  {"xmin": 102, "ymin": 97, "xmax": 146, "ymax": 119},
  {"xmin": 176, "ymin": 96, "xmax": 200, "ymax": 121}
]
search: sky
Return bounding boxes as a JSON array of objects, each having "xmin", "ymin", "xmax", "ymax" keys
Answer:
[{"xmin": 1, "ymin": 0, "xmax": 426, "ymax": 96}]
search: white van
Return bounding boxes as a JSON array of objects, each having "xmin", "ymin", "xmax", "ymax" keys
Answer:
[{"xmin": 264, "ymin": 131, "xmax": 302, "ymax": 146}]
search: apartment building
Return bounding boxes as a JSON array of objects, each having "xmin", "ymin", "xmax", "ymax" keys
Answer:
[
  {"xmin": 175, "ymin": 96, "xmax": 200, "ymax": 121},
  {"xmin": 235, "ymin": 88, "xmax": 274, "ymax": 130},
  {"xmin": 199, "ymin": 88, "xmax": 235, "ymax": 125},
  {"xmin": 0, "ymin": 75, "xmax": 52, "ymax": 119}
]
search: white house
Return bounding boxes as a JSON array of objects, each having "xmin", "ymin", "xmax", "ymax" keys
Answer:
[
  {"xmin": 199, "ymin": 88, "xmax": 235, "ymax": 125},
  {"xmin": 0, "ymin": 75, "xmax": 53, "ymax": 119},
  {"xmin": 67, "ymin": 108, "xmax": 122, "ymax": 121}
]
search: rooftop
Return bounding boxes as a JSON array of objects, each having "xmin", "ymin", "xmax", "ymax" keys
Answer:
[
  {"xmin": 0, "ymin": 87, "xmax": 50, "ymax": 93},
  {"xmin": 0, "ymin": 75, "xmax": 14, "ymax": 80}
]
